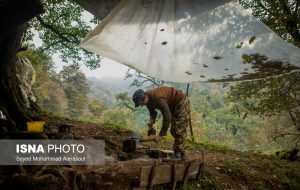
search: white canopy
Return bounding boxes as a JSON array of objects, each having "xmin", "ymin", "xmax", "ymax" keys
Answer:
[{"xmin": 79, "ymin": 0, "xmax": 300, "ymax": 83}]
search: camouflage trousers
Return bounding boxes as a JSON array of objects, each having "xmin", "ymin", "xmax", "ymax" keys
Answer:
[{"xmin": 170, "ymin": 97, "xmax": 191, "ymax": 155}]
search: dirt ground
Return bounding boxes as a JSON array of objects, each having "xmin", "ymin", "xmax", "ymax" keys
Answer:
[{"xmin": 1, "ymin": 117, "xmax": 299, "ymax": 190}]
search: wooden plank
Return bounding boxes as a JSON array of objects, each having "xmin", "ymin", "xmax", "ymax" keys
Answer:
[
  {"xmin": 132, "ymin": 187, "xmax": 147, "ymax": 190},
  {"xmin": 140, "ymin": 162, "xmax": 203, "ymax": 187},
  {"xmin": 140, "ymin": 166, "xmax": 152, "ymax": 187},
  {"xmin": 188, "ymin": 164, "xmax": 200, "ymax": 177},
  {"xmin": 160, "ymin": 150, "xmax": 174, "ymax": 154},
  {"xmin": 153, "ymin": 165, "xmax": 172, "ymax": 184},
  {"xmin": 159, "ymin": 150, "xmax": 174, "ymax": 158},
  {"xmin": 149, "ymin": 163, "xmax": 157, "ymax": 190}
]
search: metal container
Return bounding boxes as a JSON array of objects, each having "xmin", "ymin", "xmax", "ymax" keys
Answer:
[
  {"xmin": 27, "ymin": 121, "xmax": 45, "ymax": 133},
  {"xmin": 122, "ymin": 138, "xmax": 137, "ymax": 152},
  {"xmin": 147, "ymin": 127, "xmax": 156, "ymax": 136},
  {"xmin": 148, "ymin": 150, "xmax": 160, "ymax": 159}
]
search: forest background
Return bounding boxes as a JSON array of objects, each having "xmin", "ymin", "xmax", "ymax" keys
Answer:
[{"xmin": 18, "ymin": 0, "xmax": 300, "ymax": 154}]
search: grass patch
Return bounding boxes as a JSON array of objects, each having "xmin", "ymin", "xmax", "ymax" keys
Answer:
[
  {"xmin": 275, "ymin": 167, "xmax": 300, "ymax": 189},
  {"xmin": 101, "ymin": 122, "xmax": 128, "ymax": 133},
  {"xmin": 157, "ymin": 172, "xmax": 222, "ymax": 190},
  {"xmin": 225, "ymin": 159, "xmax": 241, "ymax": 169},
  {"xmin": 224, "ymin": 156, "xmax": 300, "ymax": 190},
  {"xmin": 187, "ymin": 140, "xmax": 230, "ymax": 153},
  {"xmin": 183, "ymin": 172, "xmax": 223, "ymax": 190}
]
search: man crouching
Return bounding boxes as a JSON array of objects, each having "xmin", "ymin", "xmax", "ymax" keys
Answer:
[{"xmin": 132, "ymin": 86, "xmax": 191, "ymax": 160}]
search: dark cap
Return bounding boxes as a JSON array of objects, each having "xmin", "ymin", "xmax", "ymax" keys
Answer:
[{"xmin": 132, "ymin": 89, "xmax": 145, "ymax": 107}]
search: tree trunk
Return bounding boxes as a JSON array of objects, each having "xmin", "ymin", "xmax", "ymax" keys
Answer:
[{"xmin": 0, "ymin": 0, "xmax": 43, "ymax": 131}]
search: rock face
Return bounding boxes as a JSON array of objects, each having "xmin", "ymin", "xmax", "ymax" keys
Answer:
[{"xmin": 0, "ymin": 0, "xmax": 43, "ymax": 129}]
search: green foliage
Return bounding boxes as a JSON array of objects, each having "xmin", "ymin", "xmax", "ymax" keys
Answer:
[
  {"xmin": 227, "ymin": 72, "xmax": 300, "ymax": 145},
  {"xmin": 115, "ymin": 92, "xmax": 135, "ymax": 111},
  {"xmin": 188, "ymin": 83, "xmax": 275, "ymax": 151},
  {"xmin": 228, "ymin": 73, "xmax": 300, "ymax": 116},
  {"xmin": 18, "ymin": 48, "xmax": 55, "ymax": 75},
  {"xmin": 108, "ymin": 81, "xmax": 291, "ymax": 152},
  {"xmin": 100, "ymin": 108, "xmax": 135, "ymax": 132},
  {"xmin": 242, "ymin": 53, "xmax": 251, "ymax": 63},
  {"xmin": 29, "ymin": 0, "xmax": 100, "ymax": 68},
  {"xmin": 37, "ymin": 78, "xmax": 68, "ymax": 114},
  {"xmin": 187, "ymin": 140, "xmax": 230, "ymax": 153},
  {"xmin": 87, "ymin": 77, "xmax": 136, "ymax": 107},
  {"xmin": 223, "ymin": 155, "xmax": 300, "ymax": 190},
  {"xmin": 190, "ymin": 86, "xmax": 224, "ymax": 115},
  {"xmin": 59, "ymin": 65, "xmax": 89, "ymax": 118},
  {"xmin": 231, "ymin": 0, "xmax": 300, "ymax": 145},
  {"xmin": 181, "ymin": 172, "xmax": 223, "ymax": 190},
  {"xmin": 60, "ymin": 65, "xmax": 89, "ymax": 92},
  {"xmin": 88, "ymin": 99, "xmax": 106, "ymax": 117},
  {"xmin": 18, "ymin": 48, "xmax": 68, "ymax": 115},
  {"xmin": 238, "ymin": 0, "xmax": 300, "ymax": 47}
]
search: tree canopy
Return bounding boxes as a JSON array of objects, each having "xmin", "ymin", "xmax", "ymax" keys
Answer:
[
  {"xmin": 238, "ymin": 0, "xmax": 300, "ymax": 47},
  {"xmin": 59, "ymin": 65, "xmax": 89, "ymax": 118},
  {"xmin": 226, "ymin": 0, "xmax": 300, "ymax": 144},
  {"xmin": 28, "ymin": 0, "xmax": 100, "ymax": 69}
]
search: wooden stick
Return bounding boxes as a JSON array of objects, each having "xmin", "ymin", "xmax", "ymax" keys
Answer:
[
  {"xmin": 189, "ymin": 118, "xmax": 195, "ymax": 142},
  {"xmin": 139, "ymin": 137, "xmax": 155, "ymax": 142},
  {"xmin": 182, "ymin": 162, "xmax": 192, "ymax": 186},
  {"xmin": 185, "ymin": 83, "xmax": 195, "ymax": 142},
  {"xmin": 196, "ymin": 163, "xmax": 204, "ymax": 181},
  {"xmin": 172, "ymin": 163, "xmax": 178, "ymax": 190}
]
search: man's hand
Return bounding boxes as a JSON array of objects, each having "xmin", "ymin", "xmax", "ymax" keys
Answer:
[
  {"xmin": 153, "ymin": 135, "xmax": 162, "ymax": 142},
  {"xmin": 140, "ymin": 135, "xmax": 162, "ymax": 142},
  {"xmin": 148, "ymin": 119, "xmax": 155, "ymax": 128}
]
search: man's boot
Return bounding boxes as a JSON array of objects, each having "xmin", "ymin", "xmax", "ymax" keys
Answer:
[{"xmin": 171, "ymin": 152, "xmax": 186, "ymax": 160}]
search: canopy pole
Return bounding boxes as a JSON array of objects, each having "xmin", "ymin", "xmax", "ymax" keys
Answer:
[{"xmin": 185, "ymin": 83, "xmax": 195, "ymax": 142}]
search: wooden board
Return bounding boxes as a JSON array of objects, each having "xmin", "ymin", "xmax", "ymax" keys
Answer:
[{"xmin": 139, "ymin": 162, "xmax": 202, "ymax": 187}]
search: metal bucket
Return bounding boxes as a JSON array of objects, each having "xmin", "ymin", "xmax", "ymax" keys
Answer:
[
  {"xmin": 148, "ymin": 150, "xmax": 160, "ymax": 159},
  {"xmin": 122, "ymin": 138, "xmax": 137, "ymax": 152}
]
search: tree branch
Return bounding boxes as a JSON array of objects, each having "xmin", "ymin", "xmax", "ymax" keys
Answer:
[
  {"xmin": 40, "ymin": 40, "xmax": 61, "ymax": 51},
  {"xmin": 136, "ymin": 73, "xmax": 160, "ymax": 87},
  {"xmin": 36, "ymin": 15, "xmax": 71, "ymax": 43},
  {"xmin": 138, "ymin": 79, "xmax": 155, "ymax": 87},
  {"xmin": 278, "ymin": 0, "xmax": 300, "ymax": 42},
  {"xmin": 278, "ymin": 0, "xmax": 292, "ymax": 15},
  {"xmin": 123, "ymin": 103, "xmax": 134, "ymax": 111},
  {"xmin": 64, "ymin": 31, "xmax": 80, "ymax": 44},
  {"xmin": 254, "ymin": 0, "xmax": 277, "ymax": 18},
  {"xmin": 52, "ymin": 13, "xmax": 68, "ymax": 24},
  {"xmin": 294, "ymin": 3, "xmax": 299, "ymax": 15}
]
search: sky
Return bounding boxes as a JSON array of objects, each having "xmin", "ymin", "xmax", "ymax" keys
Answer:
[{"xmin": 53, "ymin": 53, "xmax": 129, "ymax": 79}]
